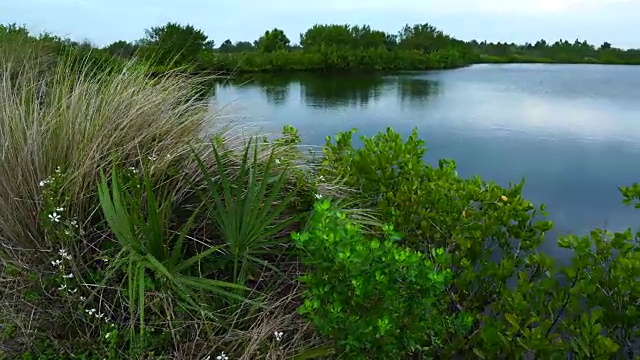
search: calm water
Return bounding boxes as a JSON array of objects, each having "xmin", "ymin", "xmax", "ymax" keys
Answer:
[{"xmin": 211, "ymin": 64, "xmax": 640, "ymax": 259}]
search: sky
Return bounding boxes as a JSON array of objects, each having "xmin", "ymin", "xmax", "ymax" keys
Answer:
[{"xmin": 1, "ymin": 0, "xmax": 638, "ymax": 49}]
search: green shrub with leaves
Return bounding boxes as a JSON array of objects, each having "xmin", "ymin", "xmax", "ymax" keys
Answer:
[
  {"xmin": 293, "ymin": 200, "xmax": 473, "ymax": 359},
  {"xmin": 475, "ymin": 188, "xmax": 639, "ymax": 359},
  {"xmin": 319, "ymin": 127, "xmax": 639, "ymax": 358},
  {"xmin": 320, "ymin": 128, "xmax": 551, "ymax": 349}
]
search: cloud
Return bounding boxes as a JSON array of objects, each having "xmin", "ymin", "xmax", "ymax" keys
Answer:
[
  {"xmin": 0, "ymin": 0, "xmax": 638, "ymax": 47},
  {"xmin": 256, "ymin": 0, "xmax": 635, "ymax": 15}
]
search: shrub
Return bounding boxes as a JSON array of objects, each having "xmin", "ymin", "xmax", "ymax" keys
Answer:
[
  {"xmin": 293, "ymin": 200, "xmax": 473, "ymax": 359},
  {"xmin": 320, "ymin": 127, "xmax": 551, "ymax": 315},
  {"xmin": 319, "ymin": 127, "xmax": 639, "ymax": 358}
]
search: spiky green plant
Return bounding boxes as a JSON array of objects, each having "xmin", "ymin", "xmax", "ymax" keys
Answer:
[
  {"xmin": 98, "ymin": 167, "xmax": 249, "ymax": 351},
  {"xmin": 194, "ymin": 137, "xmax": 301, "ymax": 287}
]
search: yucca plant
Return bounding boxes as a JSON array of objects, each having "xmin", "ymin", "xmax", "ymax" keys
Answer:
[
  {"xmin": 194, "ymin": 137, "xmax": 300, "ymax": 288},
  {"xmin": 97, "ymin": 166, "xmax": 249, "ymax": 351}
]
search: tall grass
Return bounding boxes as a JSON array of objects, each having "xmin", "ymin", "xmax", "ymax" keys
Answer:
[
  {"xmin": 0, "ymin": 36, "xmax": 337, "ymax": 358},
  {"xmin": 0, "ymin": 49, "xmax": 213, "ymax": 253}
]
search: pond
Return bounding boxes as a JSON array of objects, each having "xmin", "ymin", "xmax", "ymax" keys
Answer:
[{"xmin": 210, "ymin": 64, "xmax": 640, "ymax": 260}]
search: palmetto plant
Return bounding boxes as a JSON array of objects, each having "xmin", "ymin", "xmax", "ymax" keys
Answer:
[
  {"xmin": 194, "ymin": 137, "xmax": 300, "ymax": 288},
  {"xmin": 97, "ymin": 167, "xmax": 248, "ymax": 350}
]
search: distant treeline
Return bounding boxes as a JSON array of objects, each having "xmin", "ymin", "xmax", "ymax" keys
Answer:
[{"xmin": 3, "ymin": 22, "xmax": 640, "ymax": 74}]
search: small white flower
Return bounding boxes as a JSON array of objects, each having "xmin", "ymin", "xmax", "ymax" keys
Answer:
[
  {"xmin": 80, "ymin": 296, "xmax": 86, "ymax": 301},
  {"xmin": 55, "ymin": 167, "xmax": 61, "ymax": 173},
  {"xmin": 275, "ymin": 159, "xmax": 281, "ymax": 164},
  {"xmin": 39, "ymin": 180, "xmax": 47, "ymax": 187},
  {"xmin": 274, "ymin": 331, "xmax": 283, "ymax": 341},
  {"xmin": 58, "ymin": 284, "xmax": 66, "ymax": 290},
  {"xmin": 95, "ymin": 312, "xmax": 104, "ymax": 319},
  {"xmin": 105, "ymin": 332, "xmax": 110, "ymax": 339},
  {"xmin": 86, "ymin": 308, "xmax": 96, "ymax": 315},
  {"xmin": 51, "ymin": 259, "xmax": 62, "ymax": 267},
  {"xmin": 49, "ymin": 212, "xmax": 61, "ymax": 222},
  {"xmin": 68, "ymin": 288, "xmax": 77, "ymax": 293},
  {"xmin": 314, "ymin": 193, "xmax": 323, "ymax": 199},
  {"xmin": 58, "ymin": 248, "xmax": 71, "ymax": 260},
  {"xmin": 56, "ymin": 207, "xmax": 64, "ymax": 212},
  {"xmin": 70, "ymin": 219, "xmax": 78, "ymax": 227},
  {"xmin": 62, "ymin": 273, "xmax": 73, "ymax": 279},
  {"xmin": 128, "ymin": 166, "xmax": 138, "ymax": 174},
  {"xmin": 319, "ymin": 175, "xmax": 325, "ymax": 181},
  {"xmin": 148, "ymin": 155, "xmax": 157, "ymax": 161},
  {"xmin": 216, "ymin": 352, "xmax": 228, "ymax": 360}
]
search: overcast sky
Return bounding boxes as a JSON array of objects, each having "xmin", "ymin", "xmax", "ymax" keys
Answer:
[{"xmin": 1, "ymin": 0, "xmax": 637, "ymax": 48}]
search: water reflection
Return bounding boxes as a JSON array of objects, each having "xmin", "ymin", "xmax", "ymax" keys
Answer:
[
  {"xmin": 299, "ymin": 74, "xmax": 385, "ymax": 109},
  {"xmin": 396, "ymin": 76, "xmax": 442, "ymax": 108},
  {"xmin": 219, "ymin": 73, "xmax": 442, "ymax": 109}
]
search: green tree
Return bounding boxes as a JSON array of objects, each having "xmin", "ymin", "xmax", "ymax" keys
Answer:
[
  {"xmin": 398, "ymin": 23, "xmax": 449, "ymax": 52},
  {"xmin": 140, "ymin": 22, "xmax": 214, "ymax": 68},
  {"xmin": 300, "ymin": 24, "xmax": 354, "ymax": 49},
  {"xmin": 219, "ymin": 39, "xmax": 234, "ymax": 52},
  {"xmin": 104, "ymin": 40, "xmax": 138, "ymax": 59},
  {"xmin": 255, "ymin": 28, "xmax": 290, "ymax": 53},
  {"xmin": 234, "ymin": 41, "xmax": 255, "ymax": 52}
]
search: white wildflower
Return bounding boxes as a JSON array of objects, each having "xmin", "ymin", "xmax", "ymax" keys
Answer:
[
  {"xmin": 85, "ymin": 308, "xmax": 96, "ymax": 315},
  {"xmin": 274, "ymin": 331, "xmax": 283, "ymax": 341},
  {"xmin": 39, "ymin": 180, "xmax": 48, "ymax": 187},
  {"xmin": 275, "ymin": 159, "xmax": 281, "ymax": 164},
  {"xmin": 314, "ymin": 193, "xmax": 323, "ymax": 199},
  {"xmin": 51, "ymin": 259, "xmax": 62, "ymax": 267},
  {"xmin": 148, "ymin": 155, "xmax": 157, "ymax": 161},
  {"xmin": 105, "ymin": 332, "xmax": 110, "ymax": 339},
  {"xmin": 49, "ymin": 212, "xmax": 61, "ymax": 222},
  {"xmin": 70, "ymin": 219, "xmax": 78, "ymax": 227},
  {"xmin": 58, "ymin": 248, "xmax": 71, "ymax": 260},
  {"xmin": 128, "ymin": 166, "xmax": 138, "ymax": 174},
  {"xmin": 62, "ymin": 273, "xmax": 73, "ymax": 279},
  {"xmin": 56, "ymin": 207, "xmax": 64, "ymax": 212},
  {"xmin": 216, "ymin": 352, "xmax": 229, "ymax": 360},
  {"xmin": 68, "ymin": 288, "xmax": 77, "ymax": 293},
  {"xmin": 80, "ymin": 296, "xmax": 86, "ymax": 301},
  {"xmin": 58, "ymin": 284, "xmax": 67, "ymax": 290},
  {"xmin": 319, "ymin": 175, "xmax": 325, "ymax": 181},
  {"xmin": 95, "ymin": 312, "xmax": 104, "ymax": 319},
  {"xmin": 55, "ymin": 167, "xmax": 61, "ymax": 173}
]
